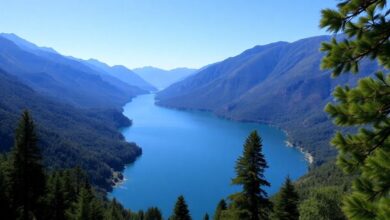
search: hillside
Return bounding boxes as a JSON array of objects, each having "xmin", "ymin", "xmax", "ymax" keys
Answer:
[
  {"xmin": 157, "ymin": 35, "xmax": 377, "ymax": 165},
  {"xmin": 133, "ymin": 66, "xmax": 196, "ymax": 89},
  {"xmin": 0, "ymin": 35, "xmax": 146, "ymax": 109},
  {"xmin": 0, "ymin": 68, "xmax": 141, "ymax": 190}
]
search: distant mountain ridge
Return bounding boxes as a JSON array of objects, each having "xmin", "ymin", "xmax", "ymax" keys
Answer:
[
  {"xmin": 157, "ymin": 35, "xmax": 377, "ymax": 164},
  {"xmin": 84, "ymin": 59, "xmax": 156, "ymax": 92},
  {"xmin": 0, "ymin": 33, "xmax": 153, "ymax": 109},
  {"xmin": 0, "ymin": 33, "xmax": 59, "ymax": 54},
  {"xmin": 133, "ymin": 66, "xmax": 197, "ymax": 89}
]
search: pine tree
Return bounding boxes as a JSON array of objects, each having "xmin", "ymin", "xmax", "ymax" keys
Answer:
[
  {"xmin": 170, "ymin": 195, "xmax": 191, "ymax": 220},
  {"xmin": 320, "ymin": 0, "xmax": 390, "ymax": 219},
  {"xmin": 214, "ymin": 199, "xmax": 227, "ymax": 220},
  {"xmin": 8, "ymin": 111, "xmax": 46, "ymax": 220},
  {"xmin": 0, "ymin": 154, "xmax": 12, "ymax": 219},
  {"xmin": 203, "ymin": 213, "xmax": 210, "ymax": 220},
  {"xmin": 144, "ymin": 207, "xmax": 163, "ymax": 220},
  {"xmin": 273, "ymin": 176, "xmax": 299, "ymax": 220},
  {"xmin": 45, "ymin": 173, "xmax": 67, "ymax": 220},
  {"xmin": 67, "ymin": 181, "xmax": 105, "ymax": 220},
  {"xmin": 229, "ymin": 131, "xmax": 271, "ymax": 220},
  {"xmin": 106, "ymin": 198, "xmax": 125, "ymax": 220}
]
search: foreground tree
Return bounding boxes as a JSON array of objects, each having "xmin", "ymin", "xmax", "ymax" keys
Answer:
[
  {"xmin": 8, "ymin": 111, "xmax": 46, "ymax": 219},
  {"xmin": 170, "ymin": 195, "xmax": 191, "ymax": 220},
  {"xmin": 273, "ymin": 177, "xmax": 299, "ymax": 220},
  {"xmin": 214, "ymin": 199, "xmax": 227, "ymax": 220},
  {"xmin": 229, "ymin": 131, "xmax": 271, "ymax": 220},
  {"xmin": 320, "ymin": 0, "xmax": 390, "ymax": 219}
]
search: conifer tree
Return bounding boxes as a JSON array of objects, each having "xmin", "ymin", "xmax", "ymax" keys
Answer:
[
  {"xmin": 170, "ymin": 195, "xmax": 192, "ymax": 220},
  {"xmin": 8, "ymin": 111, "xmax": 46, "ymax": 220},
  {"xmin": 229, "ymin": 131, "xmax": 271, "ymax": 220},
  {"xmin": 272, "ymin": 176, "xmax": 299, "ymax": 220},
  {"xmin": 320, "ymin": 0, "xmax": 390, "ymax": 219},
  {"xmin": 203, "ymin": 213, "xmax": 210, "ymax": 220},
  {"xmin": 106, "ymin": 198, "xmax": 125, "ymax": 220},
  {"xmin": 67, "ymin": 181, "xmax": 105, "ymax": 220},
  {"xmin": 214, "ymin": 199, "xmax": 227, "ymax": 220},
  {"xmin": 45, "ymin": 173, "xmax": 67, "ymax": 220},
  {"xmin": 72, "ymin": 187, "xmax": 93, "ymax": 220},
  {"xmin": 144, "ymin": 207, "xmax": 163, "ymax": 220},
  {"xmin": 0, "ymin": 155, "xmax": 12, "ymax": 219},
  {"xmin": 138, "ymin": 210, "xmax": 145, "ymax": 220}
]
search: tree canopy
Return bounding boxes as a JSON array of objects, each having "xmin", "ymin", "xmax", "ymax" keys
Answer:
[{"xmin": 321, "ymin": 0, "xmax": 390, "ymax": 219}]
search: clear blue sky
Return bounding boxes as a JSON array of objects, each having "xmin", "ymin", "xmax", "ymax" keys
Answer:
[{"xmin": 0, "ymin": 0, "xmax": 336, "ymax": 69}]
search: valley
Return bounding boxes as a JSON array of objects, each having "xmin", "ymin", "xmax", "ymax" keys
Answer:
[{"xmin": 110, "ymin": 94, "xmax": 308, "ymax": 219}]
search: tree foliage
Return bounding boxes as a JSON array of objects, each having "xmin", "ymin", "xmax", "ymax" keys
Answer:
[
  {"xmin": 229, "ymin": 131, "xmax": 271, "ymax": 220},
  {"xmin": 273, "ymin": 177, "xmax": 299, "ymax": 220},
  {"xmin": 214, "ymin": 199, "xmax": 227, "ymax": 220},
  {"xmin": 320, "ymin": 0, "xmax": 390, "ymax": 219},
  {"xmin": 298, "ymin": 187, "xmax": 345, "ymax": 220},
  {"xmin": 170, "ymin": 195, "xmax": 192, "ymax": 220},
  {"xmin": 0, "ymin": 112, "xmax": 158, "ymax": 220},
  {"xmin": 8, "ymin": 111, "xmax": 46, "ymax": 220}
]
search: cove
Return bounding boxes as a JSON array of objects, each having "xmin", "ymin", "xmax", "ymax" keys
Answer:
[{"xmin": 110, "ymin": 94, "xmax": 308, "ymax": 219}]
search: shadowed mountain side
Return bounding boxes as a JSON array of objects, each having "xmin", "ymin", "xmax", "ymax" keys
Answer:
[{"xmin": 0, "ymin": 69, "xmax": 141, "ymax": 190}]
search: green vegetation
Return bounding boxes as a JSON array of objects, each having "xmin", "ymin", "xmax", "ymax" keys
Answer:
[
  {"xmin": 0, "ymin": 69, "xmax": 141, "ymax": 191},
  {"xmin": 298, "ymin": 187, "xmax": 345, "ymax": 220},
  {"xmin": 0, "ymin": 112, "xmax": 159, "ymax": 220},
  {"xmin": 272, "ymin": 177, "xmax": 299, "ymax": 220},
  {"xmin": 320, "ymin": 0, "xmax": 390, "ymax": 219},
  {"xmin": 228, "ymin": 131, "xmax": 271, "ymax": 220},
  {"xmin": 213, "ymin": 199, "xmax": 227, "ymax": 220},
  {"xmin": 211, "ymin": 131, "xmax": 273, "ymax": 219},
  {"xmin": 170, "ymin": 195, "xmax": 192, "ymax": 220}
]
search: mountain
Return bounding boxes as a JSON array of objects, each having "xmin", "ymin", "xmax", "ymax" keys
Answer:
[
  {"xmin": 84, "ymin": 59, "xmax": 156, "ymax": 92},
  {"xmin": 0, "ymin": 34, "xmax": 146, "ymax": 109},
  {"xmin": 133, "ymin": 66, "xmax": 197, "ymax": 89},
  {"xmin": 0, "ymin": 68, "xmax": 141, "ymax": 190},
  {"xmin": 157, "ymin": 35, "xmax": 377, "ymax": 165},
  {"xmin": 0, "ymin": 33, "xmax": 59, "ymax": 54}
]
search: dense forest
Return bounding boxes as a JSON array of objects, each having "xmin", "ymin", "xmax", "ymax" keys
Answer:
[
  {"xmin": 0, "ymin": 112, "xmax": 347, "ymax": 220},
  {"xmin": 0, "ymin": 69, "xmax": 142, "ymax": 191}
]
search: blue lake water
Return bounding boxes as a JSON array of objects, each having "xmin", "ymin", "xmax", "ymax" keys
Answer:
[{"xmin": 110, "ymin": 94, "xmax": 308, "ymax": 219}]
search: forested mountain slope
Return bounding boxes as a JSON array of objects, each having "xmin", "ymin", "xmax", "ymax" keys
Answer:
[
  {"xmin": 157, "ymin": 35, "xmax": 377, "ymax": 164},
  {"xmin": 0, "ymin": 69, "xmax": 141, "ymax": 190}
]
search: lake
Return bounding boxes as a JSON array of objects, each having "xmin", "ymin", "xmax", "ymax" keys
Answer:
[{"xmin": 110, "ymin": 94, "xmax": 308, "ymax": 219}]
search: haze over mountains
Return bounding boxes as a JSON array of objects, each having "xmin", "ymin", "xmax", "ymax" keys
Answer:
[
  {"xmin": 83, "ymin": 59, "xmax": 156, "ymax": 92},
  {"xmin": 0, "ymin": 33, "xmax": 160, "ymax": 109},
  {"xmin": 157, "ymin": 35, "xmax": 377, "ymax": 164},
  {"xmin": 133, "ymin": 66, "xmax": 197, "ymax": 89}
]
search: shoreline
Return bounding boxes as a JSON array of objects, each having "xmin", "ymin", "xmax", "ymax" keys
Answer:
[
  {"xmin": 285, "ymin": 140, "xmax": 314, "ymax": 164},
  {"xmin": 156, "ymin": 100, "xmax": 316, "ymax": 165}
]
